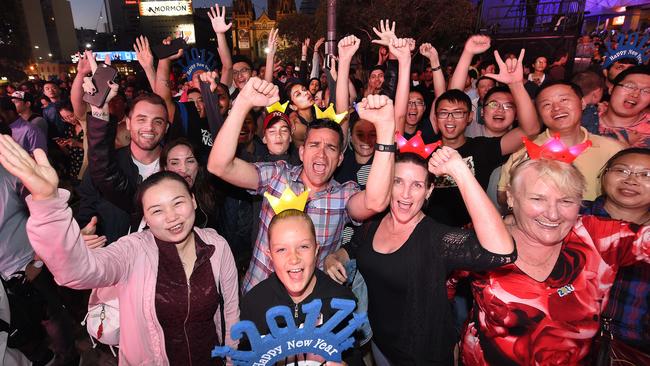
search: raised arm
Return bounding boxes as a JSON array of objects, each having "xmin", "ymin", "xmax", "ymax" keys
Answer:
[
  {"xmin": 299, "ymin": 38, "xmax": 310, "ymax": 84},
  {"xmin": 428, "ymin": 146, "xmax": 514, "ymax": 255},
  {"xmin": 154, "ymin": 36, "xmax": 184, "ymax": 121},
  {"xmin": 485, "ymin": 49, "xmax": 541, "ymax": 155},
  {"xmin": 311, "ymin": 38, "xmax": 324, "ymax": 79},
  {"xmin": 71, "ymin": 51, "xmax": 92, "ymax": 120},
  {"xmin": 0, "ymin": 135, "xmax": 130, "ymax": 289},
  {"xmin": 448, "ymin": 35, "xmax": 491, "ymax": 91},
  {"xmin": 207, "ymin": 77, "xmax": 279, "ymax": 190},
  {"xmin": 346, "ymin": 95, "xmax": 396, "ymax": 220},
  {"xmin": 420, "ymin": 43, "xmax": 446, "ymax": 98},
  {"xmin": 374, "ymin": 38, "xmax": 411, "ymax": 135},
  {"xmin": 199, "ymin": 70, "xmax": 224, "ymax": 137},
  {"xmin": 208, "ymin": 4, "xmax": 233, "ymax": 86},
  {"xmin": 335, "ymin": 35, "xmax": 360, "ymax": 115},
  {"xmin": 264, "ymin": 28, "xmax": 279, "ymax": 83},
  {"xmin": 133, "ymin": 36, "xmax": 156, "ymax": 91}
]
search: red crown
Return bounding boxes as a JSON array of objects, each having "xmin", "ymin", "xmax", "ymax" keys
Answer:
[
  {"xmin": 523, "ymin": 134, "xmax": 592, "ymax": 163},
  {"xmin": 396, "ymin": 131, "xmax": 442, "ymax": 159}
]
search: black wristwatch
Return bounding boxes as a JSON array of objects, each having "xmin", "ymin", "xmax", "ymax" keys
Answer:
[{"xmin": 375, "ymin": 143, "xmax": 397, "ymax": 152}]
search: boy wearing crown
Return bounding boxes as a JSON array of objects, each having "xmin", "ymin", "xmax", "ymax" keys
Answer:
[
  {"xmin": 497, "ymin": 81, "xmax": 624, "ymax": 209},
  {"xmin": 208, "ymin": 77, "xmax": 395, "ymax": 293}
]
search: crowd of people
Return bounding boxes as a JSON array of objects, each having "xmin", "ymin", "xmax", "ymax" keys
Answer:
[{"xmin": 0, "ymin": 4, "xmax": 649, "ymax": 366}]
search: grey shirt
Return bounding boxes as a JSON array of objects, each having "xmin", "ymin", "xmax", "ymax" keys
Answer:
[{"xmin": 0, "ymin": 165, "xmax": 34, "ymax": 279}]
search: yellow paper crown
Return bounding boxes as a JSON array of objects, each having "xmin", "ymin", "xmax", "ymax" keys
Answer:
[
  {"xmin": 263, "ymin": 187, "xmax": 310, "ymax": 214},
  {"xmin": 314, "ymin": 103, "xmax": 347, "ymax": 124},
  {"xmin": 266, "ymin": 101, "xmax": 289, "ymax": 114}
]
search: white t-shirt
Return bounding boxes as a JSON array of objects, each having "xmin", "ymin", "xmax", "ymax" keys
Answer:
[{"xmin": 132, "ymin": 157, "xmax": 160, "ymax": 180}]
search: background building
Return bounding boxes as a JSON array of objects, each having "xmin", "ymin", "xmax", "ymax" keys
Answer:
[
  {"xmin": 232, "ymin": 0, "xmax": 297, "ymax": 63},
  {"xmin": 22, "ymin": 0, "xmax": 79, "ymax": 62}
]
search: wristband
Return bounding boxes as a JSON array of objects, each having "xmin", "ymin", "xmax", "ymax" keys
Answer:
[
  {"xmin": 31, "ymin": 260, "xmax": 44, "ymax": 269},
  {"xmin": 431, "ymin": 65, "xmax": 442, "ymax": 72},
  {"xmin": 375, "ymin": 143, "xmax": 397, "ymax": 152}
]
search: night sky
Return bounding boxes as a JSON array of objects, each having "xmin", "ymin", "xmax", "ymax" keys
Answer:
[{"xmin": 70, "ymin": 0, "xmax": 300, "ymax": 30}]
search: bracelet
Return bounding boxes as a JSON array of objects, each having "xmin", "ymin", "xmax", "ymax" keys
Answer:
[
  {"xmin": 431, "ymin": 65, "xmax": 442, "ymax": 72},
  {"xmin": 375, "ymin": 143, "xmax": 397, "ymax": 152}
]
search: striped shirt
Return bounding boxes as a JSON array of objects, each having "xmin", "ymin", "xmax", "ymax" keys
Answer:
[{"xmin": 242, "ymin": 161, "xmax": 360, "ymax": 293}]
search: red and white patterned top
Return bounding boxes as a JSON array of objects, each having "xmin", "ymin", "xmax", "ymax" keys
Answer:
[{"xmin": 461, "ymin": 215, "xmax": 650, "ymax": 366}]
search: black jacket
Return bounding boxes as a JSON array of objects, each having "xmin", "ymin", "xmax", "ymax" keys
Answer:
[{"xmin": 74, "ymin": 114, "xmax": 141, "ymax": 242}]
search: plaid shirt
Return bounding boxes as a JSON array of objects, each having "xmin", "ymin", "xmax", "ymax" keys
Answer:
[
  {"xmin": 581, "ymin": 197, "xmax": 650, "ymax": 348},
  {"xmin": 241, "ymin": 161, "xmax": 360, "ymax": 293}
]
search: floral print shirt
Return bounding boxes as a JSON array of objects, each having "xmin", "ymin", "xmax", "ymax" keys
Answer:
[{"xmin": 461, "ymin": 215, "xmax": 650, "ymax": 365}]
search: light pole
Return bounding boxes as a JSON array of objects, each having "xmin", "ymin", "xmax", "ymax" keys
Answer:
[{"xmin": 325, "ymin": 0, "xmax": 337, "ymax": 68}]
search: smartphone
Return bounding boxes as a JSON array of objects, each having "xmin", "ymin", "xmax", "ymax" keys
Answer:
[
  {"xmin": 82, "ymin": 64, "xmax": 118, "ymax": 108},
  {"xmin": 152, "ymin": 38, "xmax": 187, "ymax": 59}
]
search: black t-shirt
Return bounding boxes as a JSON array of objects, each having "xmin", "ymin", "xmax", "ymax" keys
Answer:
[
  {"xmin": 345, "ymin": 215, "xmax": 516, "ymax": 365},
  {"xmin": 425, "ymin": 137, "xmax": 506, "ymax": 227},
  {"xmin": 334, "ymin": 149, "xmax": 373, "ymax": 190},
  {"xmin": 167, "ymin": 102, "xmax": 214, "ymax": 163},
  {"xmin": 403, "ymin": 117, "xmax": 440, "ymax": 145},
  {"xmin": 239, "ymin": 270, "xmax": 362, "ymax": 365}
]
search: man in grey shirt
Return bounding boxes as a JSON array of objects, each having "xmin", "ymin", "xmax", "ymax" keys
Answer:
[
  {"xmin": 10, "ymin": 91, "xmax": 48, "ymax": 137},
  {"xmin": 0, "ymin": 97, "xmax": 47, "ymax": 154}
]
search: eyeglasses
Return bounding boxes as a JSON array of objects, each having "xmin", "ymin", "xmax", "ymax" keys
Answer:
[
  {"xmin": 436, "ymin": 111, "xmax": 468, "ymax": 119},
  {"xmin": 484, "ymin": 101, "xmax": 515, "ymax": 110},
  {"xmin": 407, "ymin": 100, "xmax": 425, "ymax": 107},
  {"xmin": 615, "ymin": 83, "xmax": 650, "ymax": 96},
  {"xmin": 606, "ymin": 167, "xmax": 650, "ymax": 181},
  {"xmin": 233, "ymin": 68, "xmax": 251, "ymax": 77}
]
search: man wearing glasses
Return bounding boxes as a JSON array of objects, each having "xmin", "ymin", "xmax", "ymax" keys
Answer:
[
  {"xmin": 424, "ymin": 52, "xmax": 540, "ymax": 227},
  {"xmin": 231, "ymin": 55, "xmax": 254, "ymax": 99},
  {"xmin": 594, "ymin": 66, "xmax": 650, "ymax": 148}
]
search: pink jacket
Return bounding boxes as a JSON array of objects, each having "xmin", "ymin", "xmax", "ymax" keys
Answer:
[{"xmin": 26, "ymin": 190, "xmax": 240, "ymax": 365}]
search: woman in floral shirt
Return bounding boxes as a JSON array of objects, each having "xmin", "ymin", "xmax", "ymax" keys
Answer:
[{"xmin": 461, "ymin": 158, "xmax": 650, "ymax": 365}]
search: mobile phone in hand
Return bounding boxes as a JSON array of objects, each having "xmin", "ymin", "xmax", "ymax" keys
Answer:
[
  {"xmin": 152, "ymin": 38, "xmax": 187, "ymax": 59},
  {"xmin": 82, "ymin": 64, "xmax": 118, "ymax": 108}
]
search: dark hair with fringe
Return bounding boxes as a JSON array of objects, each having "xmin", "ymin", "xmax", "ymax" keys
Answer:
[{"xmin": 134, "ymin": 170, "xmax": 193, "ymax": 218}]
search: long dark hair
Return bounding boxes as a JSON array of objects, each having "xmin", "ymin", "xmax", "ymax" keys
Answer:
[{"xmin": 160, "ymin": 138, "xmax": 217, "ymax": 215}]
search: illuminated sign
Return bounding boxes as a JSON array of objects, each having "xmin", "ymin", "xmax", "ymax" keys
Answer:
[
  {"xmin": 70, "ymin": 51, "xmax": 138, "ymax": 63},
  {"xmin": 124, "ymin": 0, "xmax": 137, "ymax": 4},
  {"xmin": 139, "ymin": 0, "xmax": 193, "ymax": 16},
  {"xmin": 176, "ymin": 24, "xmax": 196, "ymax": 44},
  {"xmin": 612, "ymin": 16, "xmax": 625, "ymax": 26}
]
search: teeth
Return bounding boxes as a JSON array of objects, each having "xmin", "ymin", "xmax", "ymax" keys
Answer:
[
  {"xmin": 289, "ymin": 269, "xmax": 302, "ymax": 273},
  {"xmin": 535, "ymin": 219, "xmax": 559, "ymax": 228},
  {"xmin": 553, "ymin": 113, "xmax": 568, "ymax": 120}
]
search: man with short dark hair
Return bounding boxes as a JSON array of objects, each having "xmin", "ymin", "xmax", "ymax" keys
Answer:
[
  {"xmin": 497, "ymin": 81, "xmax": 625, "ymax": 207},
  {"xmin": 10, "ymin": 91, "xmax": 48, "ymax": 136},
  {"xmin": 208, "ymin": 77, "xmax": 396, "ymax": 293},
  {"xmin": 0, "ymin": 97, "xmax": 47, "ymax": 154}
]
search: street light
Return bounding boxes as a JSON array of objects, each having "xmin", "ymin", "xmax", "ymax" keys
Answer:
[
  {"xmin": 48, "ymin": 53, "xmax": 52, "ymax": 57},
  {"xmin": 264, "ymin": 47, "xmax": 270, "ymax": 54},
  {"xmin": 86, "ymin": 43, "xmax": 92, "ymax": 48},
  {"xmin": 34, "ymin": 45, "xmax": 39, "ymax": 49}
]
